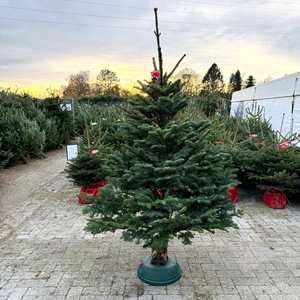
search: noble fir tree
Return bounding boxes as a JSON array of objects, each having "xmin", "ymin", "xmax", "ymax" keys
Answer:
[
  {"xmin": 84, "ymin": 8, "xmax": 242, "ymax": 269},
  {"xmin": 243, "ymin": 144, "xmax": 300, "ymax": 194},
  {"xmin": 65, "ymin": 104, "xmax": 114, "ymax": 187}
]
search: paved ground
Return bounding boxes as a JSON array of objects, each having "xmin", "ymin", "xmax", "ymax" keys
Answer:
[{"xmin": 1, "ymin": 147, "xmax": 300, "ymax": 300}]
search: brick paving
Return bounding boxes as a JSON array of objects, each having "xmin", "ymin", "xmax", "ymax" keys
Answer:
[{"xmin": 1, "ymin": 148, "xmax": 300, "ymax": 299}]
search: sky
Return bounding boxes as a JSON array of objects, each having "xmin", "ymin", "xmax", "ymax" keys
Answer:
[{"xmin": 1, "ymin": 0, "xmax": 300, "ymax": 96}]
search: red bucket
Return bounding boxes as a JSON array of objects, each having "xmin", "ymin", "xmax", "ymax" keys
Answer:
[
  {"xmin": 227, "ymin": 186, "xmax": 238, "ymax": 203},
  {"xmin": 78, "ymin": 179, "xmax": 106, "ymax": 204},
  {"xmin": 263, "ymin": 190, "xmax": 286, "ymax": 209}
]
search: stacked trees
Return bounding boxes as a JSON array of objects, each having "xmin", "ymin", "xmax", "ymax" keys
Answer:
[{"xmin": 83, "ymin": 8, "xmax": 241, "ymax": 280}]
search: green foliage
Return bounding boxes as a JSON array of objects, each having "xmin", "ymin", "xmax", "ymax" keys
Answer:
[
  {"xmin": 206, "ymin": 106, "xmax": 275, "ymax": 148},
  {"xmin": 193, "ymin": 93, "xmax": 229, "ymax": 118},
  {"xmin": 78, "ymin": 95, "xmax": 127, "ymax": 106},
  {"xmin": 228, "ymin": 70, "xmax": 242, "ymax": 97},
  {"xmin": 39, "ymin": 97, "xmax": 73, "ymax": 146},
  {"xmin": 65, "ymin": 104, "xmax": 118, "ymax": 186},
  {"xmin": 0, "ymin": 90, "xmax": 74, "ymax": 167},
  {"xmin": 201, "ymin": 63, "xmax": 225, "ymax": 96},
  {"xmin": 245, "ymin": 75, "xmax": 256, "ymax": 88},
  {"xmin": 245, "ymin": 145, "xmax": 300, "ymax": 193},
  {"xmin": 208, "ymin": 108, "xmax": 300, "ymax": 194},
  {"xmin": 73, "ymin": 96, "xmax": 129, "ymax": 138},
  {"xmin": 95, "ymin": 69, "xmax": 121, "ymax": 96},
  {"xmin": 0, "ymin": 92, "xmax": 69, "ymax": 151},
  {"xmin": 217, "ymin": 113, "xmax": 276, "ymax": 186},
  {"xmin": 133, "ymin": 79, "xmax": 188, "ymax": 129},
  {"xmin": 0, "ymin": 106, "xmax": 45, "ymax": 165},
  {"xmin": 65, "ymin": 148, "xmax": 110, "ymax": 187},
  {"xmin": 83, "ymin": 53, "xmax": 241, "ymax": 253},
  {"xmin": 0, "ymin": 91, "xmax": 48, "ymax": 166},
  {"xmin": 0, "ymin": 137, "xmax": 13, "ymax": 169},
  {"xmin": 75, "ymin": 101, "xmax": 128, "ymax": 143}
]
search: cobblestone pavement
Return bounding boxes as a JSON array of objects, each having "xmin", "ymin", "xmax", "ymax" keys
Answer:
[{"xmin": 1, "ymin": 148, "xmax": 300, "ymax": 300}]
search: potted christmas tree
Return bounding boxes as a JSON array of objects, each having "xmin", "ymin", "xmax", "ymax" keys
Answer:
[
  {"xmin": 65, "ymin": 107, "xmax": 113, "ymax": 204},
  {"xmin": 246, "ymin": 143, "xmax": 300, "ymax": 208},
  {"xmin": 83, "ymin": 8, "xmax": 242, "ymax": 285}
]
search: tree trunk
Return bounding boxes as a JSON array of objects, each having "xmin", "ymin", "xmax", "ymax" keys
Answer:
[{"xmin": 150, "ymin": 248, "xmax": 168, "ymax": 266}]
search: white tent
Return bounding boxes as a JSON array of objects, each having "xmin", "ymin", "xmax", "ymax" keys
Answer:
[{"xmin": 230, "ymin": 72, "xmax": 300, "ymax": 138}]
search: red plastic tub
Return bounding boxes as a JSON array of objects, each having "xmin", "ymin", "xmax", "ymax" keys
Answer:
[
  {"xmin": 78, "ymin": 179, "xmax": 106, "ymax": 204},
  {"xmin": 263, "ymin": 190, "xmax": 286, "ymax": 209},
  {"xmin": 227, "ymin": 185, "xmax": 238, "ymax": 203}
]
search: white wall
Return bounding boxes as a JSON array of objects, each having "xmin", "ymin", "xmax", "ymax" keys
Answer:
[{"xmin": 230, "ymin": 72, "xmax": 300, "ymax": 137}]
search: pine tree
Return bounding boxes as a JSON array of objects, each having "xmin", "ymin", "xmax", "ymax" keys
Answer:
[
  {"xmin": 201, "ymin": 63, "xmax": 224, "ymax": 96},
  {"xmin": 84, "ymin": 8, "xmax": 241, "ymax": 267},
  {"xmin": 245, "ymin": 75, "xmax": 255, "ymax": 88},
  {"xmin": 229, "ymin": 70, "xmax": 242, "ymax": 95}
]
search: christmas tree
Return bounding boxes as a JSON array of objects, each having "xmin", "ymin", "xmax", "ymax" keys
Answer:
[
  {"xmin": 84, "ymin": 8, "xmax": 241, "ymax": 283},
  {"xmin": 245, "ymin": 144, "xmax": 300, "ymax": 193},
  {"xmin": 65, "ymin": 105, "xmax": 113, "ymax": 187}
]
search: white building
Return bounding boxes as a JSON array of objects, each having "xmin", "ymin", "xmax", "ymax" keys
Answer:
[{"xmin": 230, "ymin": 72, "xmax": 300, "ymax": 138}]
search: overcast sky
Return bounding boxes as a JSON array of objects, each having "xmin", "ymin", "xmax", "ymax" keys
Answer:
[{"xmin": 1, "ymin": 0, "xmax": 300, "ymax": 95}]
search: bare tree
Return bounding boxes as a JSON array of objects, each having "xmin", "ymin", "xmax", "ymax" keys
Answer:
[
  {"xmin": 95, "ymin": 69, "xmax": 121, "ymax": 96},
  {"xmin": 62, "ymin": 71, "xmax": 90, "ymax": 99},
  {"xmin": 263, "ymin": 76, "xmax": 273, "ymax": 83},
  {"xmin": 175, "ymin": 68, "xmax": 202, "ymax": 97}
]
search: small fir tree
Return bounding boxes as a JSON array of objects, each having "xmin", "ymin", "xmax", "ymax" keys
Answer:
[
  {"xmin": 245, "ymin": 144, "xmax": 300, "ymax": 193},
  {"xmin": 65, "ymin": 107, "xmax": 113, "ymax": 187},
  {"xmin": 84, "ymin": 8, "xmax": 241, "ymax": 265}
]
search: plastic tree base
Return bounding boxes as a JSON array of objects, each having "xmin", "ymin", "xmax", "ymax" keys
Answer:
[{"xmin": 137, "ymin": 254, "xmax": 181, "ymax": 286}]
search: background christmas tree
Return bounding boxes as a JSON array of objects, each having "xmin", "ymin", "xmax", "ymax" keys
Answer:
[
  {"xmin": 84, "ymin": 8, "xmax": 242, "ymax": 266},
  {"xmin": 245, "ymin": 144, "xmax": 300, "ymax": 193},
  {"xmin": 65, "ymin": 104, "xmax": 115, "ymax": 187}
]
